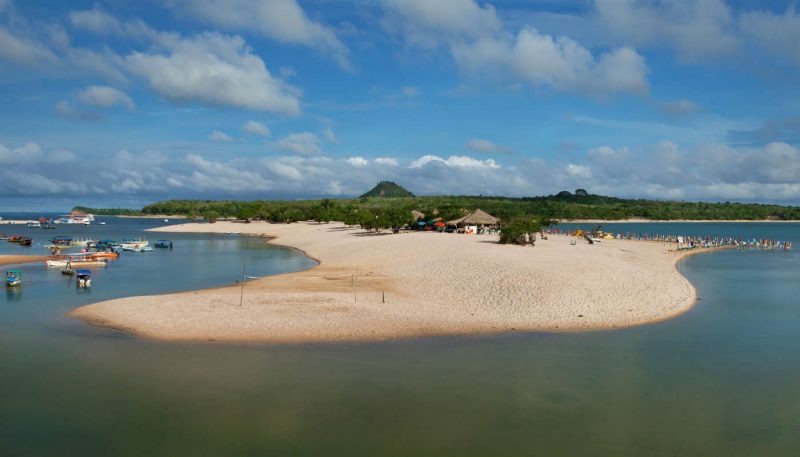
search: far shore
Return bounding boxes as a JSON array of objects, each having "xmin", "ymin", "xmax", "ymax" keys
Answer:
[
  {"xmin": 69, "ymin": 221, "xmax": 707, "ymax": 344},
  {"xmin": 562, "ymin": 218, "xmax": 800, "ymax": 223},
  {"xmin": 114, "ymin": 214, "xmax": 188, "ymax": 219},
  {"xmin": 0, "ymin": 255, "xmax": 48, "ymax": 267}
]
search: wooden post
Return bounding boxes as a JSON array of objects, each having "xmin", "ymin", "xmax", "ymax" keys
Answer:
[{"xmin": 239, "ymin": 257, "xmax": 246, "ymax": 307}]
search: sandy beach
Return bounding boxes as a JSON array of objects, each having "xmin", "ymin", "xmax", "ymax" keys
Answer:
[
  {"xmin": 67, "ymin": 221, "xmax": 707, "ymax": 343},
  {"xmin": 0, "ymin": 255, "xmax": 48, "ymax": 267}
]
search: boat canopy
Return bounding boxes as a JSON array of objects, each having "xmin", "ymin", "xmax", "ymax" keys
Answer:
[{"xmin": 75, "ymin": 269, "xmax": 91, "ymax": 277}]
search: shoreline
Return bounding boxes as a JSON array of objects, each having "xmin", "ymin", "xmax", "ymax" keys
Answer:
[
  {"xmin": 561, "ymin": 218, "xmax": 800, "ymax": 223},
  {"xmin": 69, "ymin": 221, "xmax": 713, "ymax": 344}
]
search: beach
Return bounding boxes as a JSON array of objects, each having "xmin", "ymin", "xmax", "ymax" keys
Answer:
[
  {"xmin": 70, "ymin": 221, "xmax": 700, "ymax": 343},
  {"xmin": 0, "ymin": 255, "xmax": 48, "ymax": 266}
]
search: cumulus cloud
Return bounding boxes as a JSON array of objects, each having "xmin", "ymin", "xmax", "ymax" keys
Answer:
[
  {"xmin": 594, "ymin": 0, "xmax": 739, "ymax": 62},
  {"xmin": 241, "ymin": 120, "xmax": 269, "ymax": 136},
  {"xmin": 69, "ymin": 8, "xmax": 124, "ymax": 35},
  {"xmin": 76, "ymin": 85, "xmax": 134, "ymax": 110},
  {"xmin": 739, "ymin": 6, "xmax": 800, "ymax": 68},
  {"xmin": 409, "ymin": 154, "xmax": 499, "ymax": 169},
  {"xmin": 125, "ymin": 32, "xmax": 301, "ymax": 114},
  {"xmin": 384, "ymin": 0, "xmax": 648, "ymax": 95},
  {"xmin": 466, "ymin": 138, "xmax": 505, "ymax": 154},
  {"xmin": 375, "ymin": 157, "xmax": 399, "ymax": 166},
  {"xmin": 208, "ymin": 130, "xmax": 233, "ymax": 142},
  {"xmin": 1, "ymin": 140, "xmax": 799, "ymax": 204},
  {"xmin": 169, "ymin": 0, "xmax": 350, "ymax": 69},
  {"xmin": 347, "ymin": 156, "xmax": 368, "ymax": 167},
  {"xmin": 277, "ymin": 132, "xmax": 322, "ymax": 155},
  {"xmin": 0, "ymin": 26, "xmax": 59, "ymax": 67}
]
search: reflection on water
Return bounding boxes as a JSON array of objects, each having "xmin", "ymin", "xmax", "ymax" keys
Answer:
[{"xmin": 1, "ymin": 219, "xmax": 799, "ymax": 456}]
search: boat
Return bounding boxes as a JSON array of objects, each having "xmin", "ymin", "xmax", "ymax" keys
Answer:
[
  {"xmin": 46, "ymin": 254, "xmax": 108, "ymax": 268},
  {"xmin": 26, "ymin": 221, "xmax": 41, "ymax": 228},
  {"xmin": 0, "ymin": 233, "xmax": 8, "ymax": 240},
  {"xmin": 7, "ymin": 235, "xmax": 23, "ymax": 243},
  {"xmin": 53, "ymin": 211, "xmax": 94, "ymax": 225},
  {"xmin": 5, "ymin": 270, "xmax": 22, "ymax": 287},
  {"xmin": 18, "ymin": 237, "xmax": 32, "ymax": 246},
  {"xmin": 99, "ymin": 222, "xmax": 106, "ymax": 225},
  {"xmin": 42, "ymin": 223, "xmax": 56, "ymax": 229},
  {"xmin": 61, "ymin": 263, "xmax": 75, "ymax": 275},
  {"xmin": 120, "ymin": 238, "xmax": 149, "ymax": 250},
  {"xmin": 154, "ymin": 240, "xmax": 173, "ymax": 249},
  {"xmin": 122, "ymin": 245, "xmax": 154, "ymax": 252},
  {"xmin": 76, "ymin": 269, "xmax": 92, "ymax": 288}
]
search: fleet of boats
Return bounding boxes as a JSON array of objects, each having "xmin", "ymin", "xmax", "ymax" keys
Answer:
[{"xmin": 3, "ymin": 227, "xmax": 175, "ymax": 289}]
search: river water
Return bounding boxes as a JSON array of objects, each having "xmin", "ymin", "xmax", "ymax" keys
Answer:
[{"xmin": 1, "ymin": 218, "xmax": 798, "ymax": 456}]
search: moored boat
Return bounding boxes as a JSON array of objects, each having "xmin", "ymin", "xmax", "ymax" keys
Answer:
[
  {"xmin": 5, "ymin": 270, "xmax": 22, "ymax": 287},
  {"xmin": 76, "ymin": 269, "xmax": 92, "ymax": 288},
  {"xmin": 46, "ymin": 253, "xmax": 108, "ymax": 268},
  {"xmin": 154, "ymin": 240, "xmax": 173, "ymax": 249},
  {"xmin": 18, "ymin": 237, "xmax": 32, "ymax": 246}
]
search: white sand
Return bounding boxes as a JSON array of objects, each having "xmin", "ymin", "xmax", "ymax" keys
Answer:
[{"xmin": 69, "ymin": 221, "xmax": 701, "ymax": 343}]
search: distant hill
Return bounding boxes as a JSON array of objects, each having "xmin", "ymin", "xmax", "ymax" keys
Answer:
[{"xmin": 361, "ymin": 181, "xmax": 414, "ymax": 198}]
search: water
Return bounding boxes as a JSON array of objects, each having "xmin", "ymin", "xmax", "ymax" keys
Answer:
[{"xmin": 1, "ymin": 219, "xmax": 799, "ymax": 456}]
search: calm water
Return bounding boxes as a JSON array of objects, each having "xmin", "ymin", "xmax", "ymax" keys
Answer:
[{"xmin": 1, "ymin": 219, "xmax": 799, "ymax": 456}]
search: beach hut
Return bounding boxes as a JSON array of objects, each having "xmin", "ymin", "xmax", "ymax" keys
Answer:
[{"xmin": 447, "ymin": 209, "xmax": 500, "ymax": 234}]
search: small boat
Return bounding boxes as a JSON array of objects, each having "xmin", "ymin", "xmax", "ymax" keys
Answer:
[
  {"xmin": 26, "ymin": 221, "xmax": 41, "ymax": 228},
  {"xmin": 99, "ymin": 221, "xmax": 106, "ymax": 225},
  {"xmin": 76, "ymin": 269, "xmax": 92, "ymax": 288},
  {"xmin": 88, "ymin": 251, "xmax": 119, "ymax": 260},
  {"xmin": 5, "ymin": 270, "xmax": 22, "ymax": 287},
  {"xmin": 7, "ymin": 235, "xmax": 23, "ymax": 243},
  {"xmin": 154, "ymin": 240, "xmax": 173, "ymax": 249},
  {"xmin": 18, "ymin": 237, "xmax": 32, "ymax": 246},
  {"xmin": 42, "ymin": 223, "xmax": 56, "ymax": 229},
  {"xmin": 61, "ymin": 263, "xmax": 75, "ymax": 275},
  {"xmin": 0, "ymin": 234, "xmax": 8, "ymax": 241},
  {"xmin": 120, "ymin": 238, "xmax": 149, "ymax": 250},
  {"xmin": 46, "ymin": 254, "xmax": 108, "ymax": 268}
]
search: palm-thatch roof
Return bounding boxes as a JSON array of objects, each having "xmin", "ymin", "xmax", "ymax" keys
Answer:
[
  {"xmin": 447, "ymin": 208, "xmax": 500, "ymax": 226},
  {"xmin": 411, "ymin": 210, "xmax": 425, "ymax": 221}
]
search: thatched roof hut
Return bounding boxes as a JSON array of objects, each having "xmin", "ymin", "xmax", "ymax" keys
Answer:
[{"xmin": 447, "ymin": 208, "xmax": 500, "ymax": 226}]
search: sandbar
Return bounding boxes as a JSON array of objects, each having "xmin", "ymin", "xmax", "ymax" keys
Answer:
[
  {"xmin": 68, "ymin": 221, "xmax": 708, "ymax": 343},
  {"xmin": 0, "ymin": 255, "xmax": 48, "ymax": 267}
]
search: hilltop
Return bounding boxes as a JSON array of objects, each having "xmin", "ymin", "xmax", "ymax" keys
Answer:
[{"xmin": 360, "ymin": 181, "xmax": 414, "ymax": 198}]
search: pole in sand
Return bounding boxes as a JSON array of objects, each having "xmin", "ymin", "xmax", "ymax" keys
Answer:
[{"xmin": 239, "ymin": 257, "xmax": 247, "ymax": 307}]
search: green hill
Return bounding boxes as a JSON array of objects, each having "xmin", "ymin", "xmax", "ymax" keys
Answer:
[{"xmin": 360, "ymin": 181, "xmax": 414, "ymax": 198}]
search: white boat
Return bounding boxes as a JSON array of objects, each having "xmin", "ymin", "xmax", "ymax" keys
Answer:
[
  {"xmin": 46, "ymin": 254, "xmax": 107, "ymax": 268},
  {"xmin": 120, "ymin": 238, "xmax": 149, "ymax": 250},
  {"xmin": 53, "ymin": 212, "xmax": 95, "ymax": 225}
]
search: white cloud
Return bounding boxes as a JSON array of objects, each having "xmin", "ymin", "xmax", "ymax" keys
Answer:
[
  {"xmin": 125, "ymin": 32, "xmax": 301, "ymax": 114},
  {"xmin": 69, "ymin": 8, "xmax": 124, "ymax": 35},
  {"xmin": 375, "ymin": 157, "xmax": 399, "ymax": 166},
  {"xmin": 740, "ymin": 7, "xmax": 800, "ymax": 68},
  {"xmin": 0, "ymin": 142, "xmax": 44, "ymax": 164},
  {"xmin": 0, "ymin": 27, "xmax": 59, "ymax": 67},
  {"xmin": 170, "ymin": 0, "xmax": 350, "ymax": 69},
  {"xmin": 466, "ymin": 138, "xmax": 504, "ymax": 153},
  {"xmin": 594, "ymin": 0, "xmax": 739, "ymax": 62},
  {"xmin": 76, "ymin": 85, "xmax": 134, "ymax": 110},
  {"xmin": 208, "ymin": 130, "xmax": 233, "ymax": 142},
  {"xmin": 409, "ymin": 154, "xmax": 499, "ymax": 169},
  {"xmin": 384, "ymin": 0, "xmax": 648, "ymax": 95},
  {"xmin": 347, "ymin": 156, "xmax": 368, "ymax": 167},
  {"xmin": 566, "ymin": 163, "xmax": 592, "ymax": 178},
  {"xmin": 277, "ymin": 132, "xmax": 322, "ymax": 155},
  {"xmin": 241, "ymin": 120, "xmax": 270, "ymax": 136}
]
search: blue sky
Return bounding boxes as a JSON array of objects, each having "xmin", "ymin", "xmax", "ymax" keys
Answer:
[{"xmin": 1, "ymin": 0, "xmax": 799, "ymax": 210}]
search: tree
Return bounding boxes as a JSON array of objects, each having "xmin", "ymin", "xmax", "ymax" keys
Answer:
[
  {"xmin": 377, "ymin": 208, "xmax": 412, "ymax": 233},
  {"xmin": 499, "ymin": 217, "xmax": 542, "ymax": 245}
]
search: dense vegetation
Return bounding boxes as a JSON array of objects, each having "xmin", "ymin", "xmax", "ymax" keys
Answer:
[
  {"xmin": 73, "ymin": 206, "xmax": 144, "ymax": 216},
  {"xmin": 75, "ymin": 188, "xmax": 800, "ymax": 224},
  {"xmin": 360, "ymin": 181, "xmax": 414, "ymax": 198}
]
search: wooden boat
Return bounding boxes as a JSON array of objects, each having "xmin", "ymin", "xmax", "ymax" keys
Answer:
[
  {"xmin": 5, "ymin": 270, "xmax": 22, "ymax": 287},
  {"xmin": 46, "ymin": 254, "xmax": 108, "ymax": 268},
  {"xmin": 76, "ymin": 269, "xmax": 92, "ymax": 288},
  {"xmin": 7, "ymin": 235, "xmax": 23, "ymax": 243},
  {"xmin": 154, "ymin": 240, "xmax": 173, "ymax": 249},
  {"xmin": 18, "ymin": 237, "xmax": 32, "ymax": 246}
]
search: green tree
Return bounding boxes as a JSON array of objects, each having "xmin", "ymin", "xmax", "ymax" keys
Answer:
[{"xmin": 499, "ymin": 217, "xmax": 542, "ymax": 245}]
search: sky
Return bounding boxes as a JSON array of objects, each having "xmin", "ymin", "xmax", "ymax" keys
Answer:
[{"xmin": 1, "ymin": 0, "xmax": 799, "ymax": 210}]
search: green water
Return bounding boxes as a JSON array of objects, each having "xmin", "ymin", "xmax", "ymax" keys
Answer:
[{"xmin": 1, "ymin": 221, "xmax": 799, "ymax": 456}]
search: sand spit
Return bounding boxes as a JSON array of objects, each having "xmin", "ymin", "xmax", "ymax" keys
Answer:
[
  {"xmin": 0, "ymin": 255, "xmax": 48, "ymax": 267},
  {"xmin": 69, "ymin": 221, "xmax": 702, "ymax": 343}
]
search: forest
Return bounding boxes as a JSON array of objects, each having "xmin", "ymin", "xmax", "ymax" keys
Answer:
[{"xmin": 75, "ymin": 188, "xmax": 800, "ymax": 224}]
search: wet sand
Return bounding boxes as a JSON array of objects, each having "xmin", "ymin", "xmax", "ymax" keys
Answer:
[{"xmin": 0, "ymin": 255, "xmax": 48, "ymax": 267}]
